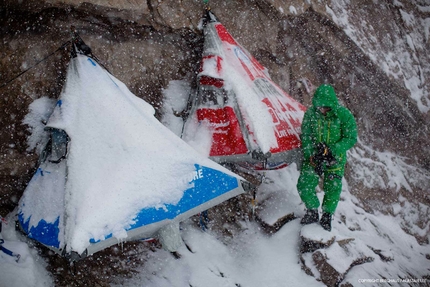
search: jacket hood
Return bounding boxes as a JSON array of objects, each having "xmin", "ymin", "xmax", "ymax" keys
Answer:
[{"xmin": 312, "ymin": 84, "xmax": 339, "ymax": 111}]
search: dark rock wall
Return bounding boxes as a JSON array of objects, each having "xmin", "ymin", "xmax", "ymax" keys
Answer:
[
  {"xmin": 285, "ymin": 8, "xmax": 429, "ymax": 165},
  {"xmin": 0, "ymin": 0, "xmax": 428, "ymax": 215}
]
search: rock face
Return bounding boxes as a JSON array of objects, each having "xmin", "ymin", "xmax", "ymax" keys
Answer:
[
  {"xmin": 300, "ymin": 225, "xmax": 375, "ymax": 287},
  {"xmin": 0, "ymin": 0, "xmax": 428, "ymax": 237},
  {"xmin": 0, "ymin": 1, "xmax": 429, "ymax": 285}
]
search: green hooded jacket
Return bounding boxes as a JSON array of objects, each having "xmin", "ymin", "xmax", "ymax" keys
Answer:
[{"xmin": 300, "ymin": 84, "xmax": 357, "ymax": 168}]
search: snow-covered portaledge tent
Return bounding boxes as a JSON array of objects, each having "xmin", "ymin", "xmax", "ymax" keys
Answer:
[
  {"xmin": 183, "ymin": 10, "xmax": 306, "ymax": 170},
  {"xmin": 17, "ymin": 36, "xmax": 249, "ymax": 261}
]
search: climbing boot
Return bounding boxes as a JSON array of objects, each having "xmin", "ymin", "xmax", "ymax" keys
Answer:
[
  {"xmin": 300, "ymin": 209, "xmax": 319, "ymax": 225},
  {"xmin": 320, "ymin": 212, "xmax": 332, "ymax": 231}
]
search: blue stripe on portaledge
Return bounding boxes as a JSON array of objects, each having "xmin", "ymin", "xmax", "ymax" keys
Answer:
[
  {"xmin": 132, "ymin": 164, "xmax": 238, "ymax": 224},
  {"xmin": 90, "ymin": 164, "xmax": 239, "ymax": 243},
  {"xmin": 87, "ymin": 58, "xmax": 97, "ymax": 66},
  {"xmin": 18, "ymin": 213, "xmax": 61, "ymax": 248}
]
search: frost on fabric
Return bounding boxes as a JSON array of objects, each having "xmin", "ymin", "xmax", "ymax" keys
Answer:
[
  {"xmin": 22, "ymin": 55, "xmax": 239, "ymax": 253},
  {"xmin": 160, "ymin": 80, "xmax": 191, "ymax": 137},
  {"xmin": 22, "ymin": 96, "xmax": 56, "ymax": 155}
]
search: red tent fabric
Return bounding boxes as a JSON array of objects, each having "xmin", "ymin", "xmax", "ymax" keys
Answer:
[{"xmin": 185, "ymin": 10, "xmax": 306, "ymax": 170}]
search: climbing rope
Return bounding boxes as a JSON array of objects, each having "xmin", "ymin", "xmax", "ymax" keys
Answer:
[
  {"xmin": 0, "ymin": 40, "xmax": 71, "ymax": 90},
  {"xmin": 1, "ymin": 26, "xmax": 110, "ymax": 90}
]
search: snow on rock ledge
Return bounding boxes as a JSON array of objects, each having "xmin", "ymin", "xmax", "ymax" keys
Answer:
[
  {"xmin": 300, "ymin": 227, "xmax": 375, "ymax": 287},
  {"xmin": 299, "ymin": 224, "xmax": 336, "ymax": 253}
]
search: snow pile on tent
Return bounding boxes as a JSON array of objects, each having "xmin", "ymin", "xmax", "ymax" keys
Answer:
[
  {"xmin": 182, "ymin": 10, "xmax": 306, "ymax": 170},
  {"xmin": 0, "ymin": 216, "xmax": 53, "ymax": 287},
  {"xmin": 17, "ymin": 51, "xmax": 247, "ymax": 259}
]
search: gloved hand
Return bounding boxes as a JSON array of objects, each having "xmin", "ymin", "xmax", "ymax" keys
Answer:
[
  {"xmin": 310, "ymin": 142, "xmax": 337, "ymax": 176},
  {"xmin": 316, "ymin": 142, "xmax": 336, "ymax": 165}
]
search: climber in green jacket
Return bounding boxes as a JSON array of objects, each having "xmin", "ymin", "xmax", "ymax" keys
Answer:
[{"xmin": 297, "ymin": 84, "xmax": 357, "ymax": 231}]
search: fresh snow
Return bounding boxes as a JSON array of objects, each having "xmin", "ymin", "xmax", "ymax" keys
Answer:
[
  {"xmin": 185, "ymin": 18, "xmax": 289, "ymax": 155},
  {"xmin": 2, "ymin": 76, "xmax": 428, "ymax": 286},
  {"xmin": 18, "ymin": 54, "xmax": 243, "ymax": 255},
  {"xmin": 326, "ymin": 1, "xmax": 430, "ymax": 113},
  {"xmin": 114, "ymin": 218, "xmax": 324, "ymax": 287},
  {"xmin": 2, "ymin": 160, "xmax": 429, "ymax": 286},
  {"xmin": 0, "ymin": 217, "xmax": 53, "ymax": 287},
  {"xmin": 22, "ymin": 96, "xmax": 56, "ymax": 155},
  {"xmin": 1, "ymin": 2, "xmax": 430, "ymax": 286}
]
